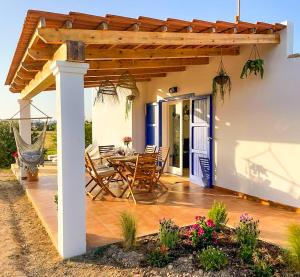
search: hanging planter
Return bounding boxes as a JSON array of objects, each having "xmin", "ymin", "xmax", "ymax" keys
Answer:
[
  {"xmin": 94, "ymin": 80, "xmax": 118, "ymax": 104},
  {"xmin": 240, "ymin": 45, "xmax": 264, "ymax": 79},
  {"xmin": 212, "ymin": 58, "xmax": 232, "ymax": 102},
  {"xmin": 117, "ymin": 71, "xmax": 140, "ymax": 119}
]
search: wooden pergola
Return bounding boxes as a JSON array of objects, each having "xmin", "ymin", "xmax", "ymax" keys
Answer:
[
  {"xmin": 5, "ymin": 10, "xmax": 286, "ymax": 258},
  {"xmin": 5, "ymin": 10, "xmax": 285, "ymax": 100}
]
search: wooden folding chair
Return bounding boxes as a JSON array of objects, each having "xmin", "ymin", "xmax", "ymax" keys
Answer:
[
  {"xmin": 120, "ymin": 153, "xmax": 158, "ymax": 204},
  {"xmin": 98, "ymin": 145, "xmax": 115, "ymax": 164},
  {"xmin": 85, "ymin": 152, "xmax": 116, "ymax": 200},
  {"xmin": 144, "ymin": 145, "xmax": 157, "ymax": 153},
  {"xmin": 154, "ymin": 146, "xmax": 170, "ymax": 191}
]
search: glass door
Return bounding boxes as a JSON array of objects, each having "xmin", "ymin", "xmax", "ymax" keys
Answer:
[{"xmin": 167, "ymin": 101, "xmax": 183, "ymax": 175}]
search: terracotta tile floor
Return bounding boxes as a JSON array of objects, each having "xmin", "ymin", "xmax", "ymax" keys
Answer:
[{"xmin": 22, "ymin": 165, "xmax": 300, "ymax": 251}]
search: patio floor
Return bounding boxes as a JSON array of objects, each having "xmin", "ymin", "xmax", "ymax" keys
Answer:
[{"xmin": 21, "ymin": 164, "xmax": 300, "ymax": 251}]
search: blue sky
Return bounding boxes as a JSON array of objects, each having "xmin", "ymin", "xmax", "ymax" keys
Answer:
[{"xmin": 1, "ymin": 0, "xmax": 299, "ymax": 120}]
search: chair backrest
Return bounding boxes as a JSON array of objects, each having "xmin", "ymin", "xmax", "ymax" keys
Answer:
[
  {"xmin": 133, "ymin": 153, "xmax": 158, "ymax": 182},
  {"xmin": 85, "ymin": 152, "xmax": 97, "ymax": 178},
  {"xmin": 198, "ymin": 156, "xmax": 211, "ymax": 184},
  {"xmin": 144, "ymin": 145, "xmax": 156, "ymax": 153},
  {"xmin": 158, "ymin": 146, "xmax": 170, "ymax": 172},
  {"xmin": 99, "ymin": 145, "xmax": 115, "ymax": 154}
]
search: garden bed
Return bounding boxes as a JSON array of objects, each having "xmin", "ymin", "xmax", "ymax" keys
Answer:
[{"xmin": 91, "ymin": 225, "xmax": 299, "ymax": 277}]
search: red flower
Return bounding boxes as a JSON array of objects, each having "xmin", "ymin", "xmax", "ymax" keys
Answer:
[
  {"xmin": 197, "ymin": 227, "xmax": 204, "ymax": 236},
  {"xmin": 12, "ymin": 151, "xmax": 18, "ymax": 158},
  {"xmin": 122, "ymin": 136, "xmax": 132, "ymax": 143},
  {"xmin": 192, "ymin": 224, "xmax": 198, "ymax": 230},
  {"xmin": 207, "ymin": 219, "xmax": 215, "ymax": 228}
]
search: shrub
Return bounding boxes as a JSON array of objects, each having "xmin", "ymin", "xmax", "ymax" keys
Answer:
[
  {"xmin": 119, "ymin": 212, "xmax": 137, "ymax": 250},
  {"xmin": 186, "ymin": 216, "xmax": 217, "ymax": 248},
  {"xmin": 235, "ymin": 213, "xmax": 260, "ymax": 250},
  {"xmin": 252, "ymin": 249, "xmax": 274, "ymax": 277},
  {"xmin": 287, "ymin": 223, "xmax": 300, "ymax": 270},
  {"xmin": 197, "ymin": 246, "xmax": 228, "ymax": 271},
  {"xmin": 0, "ymin": 122, "xmax": 17, "ymax": 168},
  {"xmin": 208, "ymin": 201, "xmax": 228, "ymax": 231},
  {"xmin": 147, "ymin": 246, "xmax": 170, "ymax": 267},
  {"xmin": 159, "ymin": 218, "xmax": 180, "ymax": 249},
  {"xmin": 240, "ymin": 245, "xmax": 254, "ymax": 263}
]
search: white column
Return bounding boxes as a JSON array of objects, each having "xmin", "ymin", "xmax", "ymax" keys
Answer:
[
  {"xmin": 18, "ymin": 99, "xmax": 31, "ymax": 179},
  {"xmin": 51, "ymin": 61, "xmax": 89, "ymax": 258}
]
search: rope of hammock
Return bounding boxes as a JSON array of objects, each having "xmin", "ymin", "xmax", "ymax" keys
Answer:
[{"xmin": 4, "ymin": 102, "xmax": 51, "ymax": 174}]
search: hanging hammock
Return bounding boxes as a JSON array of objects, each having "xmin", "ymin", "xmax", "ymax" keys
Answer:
[
  {"xmin": 2, "ymin": 102, "xmax": 51, "ymax": 174},
  {"xmin": 12, "ymin": 121, "xmax": 47, "ymax": 173}
]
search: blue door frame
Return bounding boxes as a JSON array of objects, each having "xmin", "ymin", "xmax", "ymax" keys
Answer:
[{"xmin": 145, "ymin": 94, "xmax": 213, "ymax": 188}]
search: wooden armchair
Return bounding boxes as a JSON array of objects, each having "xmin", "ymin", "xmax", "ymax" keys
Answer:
[
  {"xmin": 121, "ymin": 153, "xmax": 158, "ymax": 204},
  {"xmin": 154, "ymin": 146, "xmax": 170, "ymax": 191},
  {"xmin": 85, "ymin": 152, "xmax": 116, "ymax": 200}
]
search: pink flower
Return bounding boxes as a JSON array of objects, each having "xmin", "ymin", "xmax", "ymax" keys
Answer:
[
  {"xmin": 197, "ymin": 227, "xmax": 204, "ymax": 236},
  {"xmin": 207, "ymin": 219, "xmax": 215, "ymax": 228},
  {"xmin": 192, "ymin": 224, "xmax": 198, "ymax": 230}
]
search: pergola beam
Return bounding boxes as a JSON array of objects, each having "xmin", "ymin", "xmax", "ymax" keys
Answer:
[
  {"xmin": 28, "ymin": 46, "xmax": 239, "ymax": 61},
  {"xmin": 37, "ymin": 28, "xmax": 280, "ymax": 45},
  {"xmin": 20, "ymin": 41, "xmax": 85, "ymax": 99},
  {"xmin": 85, "ymin": 73, "xmax": 166, "ymax": 81},
  {"xmin": 88, "ymin": 57, "xmax": 209, "ymax": 70}
]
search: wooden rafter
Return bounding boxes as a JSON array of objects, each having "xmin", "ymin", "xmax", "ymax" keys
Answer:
[{"xmin": 37, "ymin": 28, "xmax": 280, "ymax": 46}]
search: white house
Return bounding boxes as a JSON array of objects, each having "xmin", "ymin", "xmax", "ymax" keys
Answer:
[{"xmin": 5, "ymin": 10, "xmax": 300, "ymax": 258}]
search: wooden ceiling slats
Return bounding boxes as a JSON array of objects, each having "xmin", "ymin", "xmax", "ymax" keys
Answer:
[{"xmin": 5, "ymin": 9, "xmax": 286, "ymax": 92}]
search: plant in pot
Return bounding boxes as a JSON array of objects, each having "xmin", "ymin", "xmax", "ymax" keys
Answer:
[
  {"xmin": 240, "ymin": 45, "xmax": 264, "ymax": 79},
  {"xmin": 26, "ymin": 165, "xmax": 39, "ymax": 182},
  {"xmin": 212, "ymin": 58, "xmax": 232, "ymax": 102}
]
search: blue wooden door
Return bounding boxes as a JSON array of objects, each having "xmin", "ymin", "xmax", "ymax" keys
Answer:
[
  {"xmin": 145, "ymin": 102, "xmax": 161, "ymax": 148},
  {"xmin": 190, "ymin": 96, "xmax": 213, "ymax": 187}
]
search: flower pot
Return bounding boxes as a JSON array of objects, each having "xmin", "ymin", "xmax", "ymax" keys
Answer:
[
  {"xmin": 214, "ymin": 75, "xmax": 230, "ymax": 85},
  {"xmin": 27, "ymin": 170, "xmax": 39, "ymax": 182}
]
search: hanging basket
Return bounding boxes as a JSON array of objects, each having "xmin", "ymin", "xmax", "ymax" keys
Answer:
[
  {"xmin": 117, "ymin": 71, "xmax": 140, "ymax": 97},
  {"xmin": 94, "ymin": 80, "xmax": 118, "ymax": 104},
  {"xmin": 212, "ymin": 58, "xmax": 231, "ymax": 102},
  {"xmin": 240, "ymin": 45, "xmax": 264, "ymax": 79}
]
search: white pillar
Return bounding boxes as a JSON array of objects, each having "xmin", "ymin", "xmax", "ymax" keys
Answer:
[
  {"xmin": 18, "ymin": 99, "xmax": 31, "ymax": 179},
  {"xmin": 51, "ymin": 61, "xmax": 89, "ymax": 258}
]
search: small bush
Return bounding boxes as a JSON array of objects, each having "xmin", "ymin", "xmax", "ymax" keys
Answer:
[
  {"xmin": 0, "ymin": 122, "xmax": 17, "ymax": 168},
  {"xmin": 235, "ymin": 213, "xmax": 260, "ymax": 250},
  {"xmin": 186, "ymin": 216, "xmax": 218, "ymax": 248},
  {"xmin": 159, "ymin": 218, "xmax": 180, "ymax": 249},
  {"xmin": 147, "ymin": 246, "xmax": 170, "ymax": 267},
  {"xmin": 197, "ymin": 246, "xmax": 228, "ymax": 271},
  {"xmin": 208, "ymin": 201, "xmax": 228, "ymax": 231},
  {"xmin": 240, "ymin": 245, "xmax": 254, "ymax": 263},
  {"xmin": 287, "ymin": 223, "xmax": 300, "ymax": 270},
  {"xmin": 120, "ymin": 212, "xmax": 137, "ymax": 250},
  {"xmin": 252, "ymin": 249, "xmax": 274, "ymax": 277}
]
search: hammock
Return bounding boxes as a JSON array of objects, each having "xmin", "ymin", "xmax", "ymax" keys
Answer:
[{"xmin": 12, "ymin": 121, "xmax": 47, "ymax": 174}]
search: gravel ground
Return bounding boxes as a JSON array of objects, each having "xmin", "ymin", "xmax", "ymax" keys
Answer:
[{"xmin": 0, "ymin": 170, "xmax": 298, "ymax": 277}]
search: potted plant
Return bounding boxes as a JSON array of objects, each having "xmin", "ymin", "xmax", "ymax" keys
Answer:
[
  {"xmin": 12, "ymin": 151, "xmax": 19, "ymax": 166},
  {"xmin": 123, "ymin": 136, "xmax": 132, "ymax": 148},
  {"xmin": 240, "ymin": 45, "xmax": 264, "ymax": 79},
  {"xmin": 26, "ymin": 166, "xmax": 39, "ymax": 182},
  {"xmin": 212, "ymin": 59, "xmax": 232, "ymax": 102},
  {"xmin": 125, "ymin": 94, "xmax": 136, "ymax": 119}
]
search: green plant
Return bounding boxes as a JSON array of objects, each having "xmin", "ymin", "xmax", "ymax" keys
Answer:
[
  {"xmin": 240, "ymin": 244, "xmax": 254, "ymax": 263},
  {"xmin": 197, "ymin": 246, "xmax": 228, "ymax": 271},
  {"xmin": 147, "ymin": 246, "xmax": 170, "ymax": 267},
  {"xmin": 125, "ymin": 95, "xmax": 135, "ymax": 119},
  {"xmin": 119, "ymin": 212, "xmax": 137, "ymax": 250},
  {"xmin": 54, "ymin": 193, "xmax": 58, "ymax": 205},
  {"xmin": 159, "ymin": 218, "xmax": 180, "ymax": 249},
  {"xmin": 84, "ymin": 121, "xmax": 92, "ymax": 147},
  {"xmin": 208, "ymin": 201, "xmax": 228, "ymax": 231},
  {"xmin": 240, "ymin": 45, "xmax": 264, "ymax": 79},
  {"xmin": 287, "ymin": 223, "xmax": 300, "ymax": 270},
  {"xmin": 252, "ymin": 249, "xmax": 274, "ymax": 277},
  {"xmin": 186, "ymin": 216, "xmax": 217, "ymax": 248},
  {"xmin": 235, "ymin": 213, "xmax": 260, "ymax": 250},
  {"xmin": 0, "ymin": 122, "xmax": 17, "ymax": 168},
  {"xmin": 212, "ymin": 59, "xmax": 231, "ymax": 102}
]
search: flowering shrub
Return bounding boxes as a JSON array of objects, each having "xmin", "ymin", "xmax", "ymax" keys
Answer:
[
  {"xmin": 122, "ymin": 136, "xmax": 132, "ymax": 144},
  {"xmin": 12, "ymin": 151, "xmax": 18, "ymax": 158},
  {"xmin": 186, "ymin": 216, "xmax": 217, "ymax": 248},
  {"xmin": 235, "ymin": 213, "xmax": 260, "ymax": 249},
  {"xmin": 147, "ymin": 246, "xmax": 170, "ymax": 267},
  {"xmin": 159, "ymin": 218, "xmax": 180, "ymax": 249},
  {"xmin": 197, "ymin": 246, "xmax": 228, "ymax": 271}
]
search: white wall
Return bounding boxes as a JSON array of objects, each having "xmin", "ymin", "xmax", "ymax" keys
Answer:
[{"xmin": 92, "ymin": 25, "xmax": 300, "ymax": 208}]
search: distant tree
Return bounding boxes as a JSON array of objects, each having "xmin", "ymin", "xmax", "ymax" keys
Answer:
[
  {"xmin": 0, "ymin": 122, "xmax": 16, "ymax": 168},
  {"xmin": 85, "ymin": 121, "xmax": 92, "ymax": 147}
]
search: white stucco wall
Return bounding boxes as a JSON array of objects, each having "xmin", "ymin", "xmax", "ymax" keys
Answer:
[{"xmin": 92, "ymin": 24, "xmax": 300, "ymax": 208}]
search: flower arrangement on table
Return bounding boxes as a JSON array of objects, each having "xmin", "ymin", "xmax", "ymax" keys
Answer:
[
  {"xmin": 122, "ymin": 136, "xmax": 132, "ymax": 147},
  {"xmin": 186, "ymin": 216, "xmax": 218, "ymax": 248}
]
